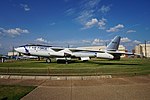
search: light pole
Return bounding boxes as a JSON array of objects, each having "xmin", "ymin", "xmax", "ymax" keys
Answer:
[{"xmin": 145, "ymin": 40, "xmax": 147, "ymax": 58}]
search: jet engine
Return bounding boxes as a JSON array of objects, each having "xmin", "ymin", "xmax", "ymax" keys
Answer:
[{"xmin": 96, "ymin": 53, "xmax": 114, "ymax": 59}]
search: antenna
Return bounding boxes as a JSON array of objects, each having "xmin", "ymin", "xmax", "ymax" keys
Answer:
[
  {"xmin": 13, "ymin": 46, "xmax": 14, "ymax": 59},
  {"xmin": 145, "ymin": 40, "xmax": 147, "ymax": 58},
  {"xmin": 105, "ymin": 42, "xmax": 107, "ymax": 47}
]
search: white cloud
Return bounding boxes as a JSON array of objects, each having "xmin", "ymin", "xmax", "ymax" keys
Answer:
[
  {"xmin": 65, "ymin": 8, "xmax": 76, "ymax": 16},
  {"xmin": 121, "ymin": 37, "xmax": 131, "ymax": 43},
  {"xmin": 35, "ymin": 38, "xmax": 50, "ymax": 44},
  {"xmin": 82, "ymin": 40, "xmax": 91, "ymax": 43},
  {"xmin": 98, "ymin": 18, "xmax": 107, "ymax": 29},
  {"xmin": 0, "ymin": 27, "xmax": 29, "ymax": 37},
  {"xmin": 76, "ymin": 0, "xmax": 101, "ymax": 24},
  {"xmin": 147, "ymin": 41, "xmax": 150, "ymax": 43},
  {"xmin": 126, "ymin": 30, "xmax": 136, "ymax": 33},
  {"xmin": 85, "ymin": 18, "xmax": 98, "ymax": 28},
  {"xmin": 36, "ymin": 38, "xmax": 47, "ymax": 43},
  {"xmin": 99, "ymin": 5, "xmax": 110, "ymax": 13},
  {"xmin": 92, "ymin": 38, "xmax": 106, "ymax": 45},
  {"xmin": 77, "ymin": 10, "xmax": 94, "ymax": 24},
  {"xmin": 66, "ymin": 0, "xmax": 110, "ymax": 30},
  {"xmin": 83, "ymin": 18, "xmax": 107, "ymax": 29},
  {"xmin": 83, "ymin": 0, "xmax": 101, "ymax": 9},
  {"xmin": 133, "ymin": 40, "xmax": 141, "ymax": 44},
  {"xmin": 106, "ymin": 24, "xmax": 124, "ymax": 32},
  {"xmin": 20, "ymin": 4, "xmax": 30, "ymax": 11}
]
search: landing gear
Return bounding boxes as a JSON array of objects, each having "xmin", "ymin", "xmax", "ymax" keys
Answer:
[
  {"xmin": 56, "ymin": 57, "xmax": 71, "ymax": 64},
  {"xmin": 113, "ymin": 55, "xmax": 121, "ymax": 60},
  {"xmin": 46, "ymin": 58, "xmax": 51, "ymax": 63}
]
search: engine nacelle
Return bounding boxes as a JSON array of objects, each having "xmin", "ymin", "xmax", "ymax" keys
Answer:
[{"xmin": 96, "ymin": 53, "xmax": 114, "ymax": 59}]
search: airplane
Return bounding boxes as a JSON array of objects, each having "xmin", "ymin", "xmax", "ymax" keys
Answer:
[{"xmin": 14, "ymin": 36, "xmax": 129, "ymax": 63}]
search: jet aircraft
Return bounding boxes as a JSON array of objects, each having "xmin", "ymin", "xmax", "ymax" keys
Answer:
[{"xmin": 15, "ymin": 36, "xmax": 129, "ymax": 63}]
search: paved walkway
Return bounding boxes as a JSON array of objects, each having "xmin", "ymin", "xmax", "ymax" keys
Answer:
[
  {"xmin": 0, "ymin": 75, "xmax": 150, "ymax": 100},
  {"xmin": 22, "ymin": 76, "xmax": 149, "ymax": 100}
]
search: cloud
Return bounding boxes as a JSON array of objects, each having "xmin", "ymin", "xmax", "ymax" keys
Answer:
[
  {"xmin": 147, "ymin": 41, "xmax": 150, "ymax": 43},
  {"xmin": 83, "ymin": 0, "xmax": 101, "ymax": 8},
  {"xmin": 119, "ymin": 37, "xmax": 142, "ymax": 51},
  {"xmin": 121, "ymin": 37, "xmax": 131, "ymax": 43},
  {"xmin": 99, "ymin": 5, "xmax": 110, "ymax": 13},
  {"xmin": 92, "ymin": 38, "xmax": 108, "ymax": 45},
  {"xmin": 65, "ymin": 0, "xmax": 112, "ymax": 30},
  {"xmin": 65, "ymin": 8, "xmax": 76, "ymax": 16},
  {"xmin": 35, "ymin": 38, "xmax": 50, "ymax": 44},
  {"xmin": 76, "ymin": 0, "xmax": 101, "ymax": 24},
  {"xmin": 106, "ymin": 24, "xmax": 124, "ymax": 32},
  {"xmin": 83, "ymin": 18, "xmax": 107, "ymax": 29},
  {"xmin": 98, "ymin": 18, "xmax": 107, "ymax": 29},
  {"xmin": 85, "ymin": 18, "xmax": 98, "ymax": 28},
  {"xmin": 82, "ymin": 40, "xmax": 91, "ymax": 43},
  {"xmin": 77, "ymin": 10, "xmax": 94, "ymax": 24},
  {"xmin": 133, "ymin": 40, "xmax": 141, "ymax": 44},
  {"xmin": 20, "ymin": 4, "xmax": 30, "ymax": 11},
  {"xmin": 126, "ymin": 30, "xmax": 136, "ymax": 33},
  {"xmin": 35, "ymin": 38, "xmax": 47, "ymax": 43},
  {"xmin": 92, "ymin": 38, "xmax": 102, "ymax": 45},
  {"xmin": 0, "ymin": 27, "xmax": 29, "ymax": 37}
]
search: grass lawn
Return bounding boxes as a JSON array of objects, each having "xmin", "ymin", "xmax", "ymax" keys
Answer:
[
  {"xmin": 0, "ymin": 85, "xmax": 36, "ymax": 100},
  {"xmin": 0, "ymin": 58, "xmax": 149, "ymax": 76}
]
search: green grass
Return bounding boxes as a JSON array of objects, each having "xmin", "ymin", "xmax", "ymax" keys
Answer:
[
  {"xmin": 0, "ymin": 58, "xmax": 150, "ymax": 76},
  {"xmin": 0, "ymin": 85, "xmax": 36, "ymax": 100}
]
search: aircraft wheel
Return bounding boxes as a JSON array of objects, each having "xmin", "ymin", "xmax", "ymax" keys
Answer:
[{"xmin": 46, "ymin": 58, "xmax": 51, "ymax": 63}]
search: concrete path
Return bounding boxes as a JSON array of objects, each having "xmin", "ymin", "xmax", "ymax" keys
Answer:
[{"xmin": 20, "ymin": 76, "xmax": 150, "ymax": 100}]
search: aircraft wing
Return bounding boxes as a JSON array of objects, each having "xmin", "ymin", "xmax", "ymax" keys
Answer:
[
  {"xmin": 50, "ymin": 47, "xmax": 65, "ymax": 52},
  {"xmin": 106, "ymin": 51, "xmax": 134, "ymax": 55},
  {"xmin": 69, "ymin": 48, "xmax": 133, "ymax": 55},
  {"xmin": 68, "ymin": 48, "xmax": 105, "ymax": 53}
]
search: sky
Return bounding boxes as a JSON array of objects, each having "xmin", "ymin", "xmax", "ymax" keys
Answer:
[{"xmin": 0, "ymin": 0, "xmax": 150, "ymax": 54}]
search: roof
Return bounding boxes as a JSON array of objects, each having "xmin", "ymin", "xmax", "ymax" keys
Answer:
[{"xmin": 139, "ymin": 44, "xmax": 150, "ymax": 46}]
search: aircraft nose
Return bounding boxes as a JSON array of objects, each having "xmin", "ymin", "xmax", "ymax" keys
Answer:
[
  {"xmin": 14, "ymin": 47, "xmax": 19, "ymax": 52},
  {"xmin": 14, "ymin": 47, "xmax": 25, "ymax": 53},
  {"xmin": 14, "ymin": 47, "xmax": 17, "ymax": 51}
]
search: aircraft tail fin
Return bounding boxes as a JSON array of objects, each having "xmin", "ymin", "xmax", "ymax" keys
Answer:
[{"xmin": 106, "ymin": 36, "xmax": 121, "ymax": 51}]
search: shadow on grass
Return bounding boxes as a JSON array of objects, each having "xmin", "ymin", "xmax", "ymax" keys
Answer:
[
  {"xmin": 86, "ymin": 61, "xmax": 140, "ymax": 66},
  {"xmin": 34, "ymin": 60, "xmax": 78, "ymax": 64},
  {"xmin": 34, "ymin": 60, "xmax": 140, "ymax": 66}
]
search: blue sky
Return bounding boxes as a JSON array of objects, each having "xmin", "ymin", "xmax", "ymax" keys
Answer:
[{"xmin": 0, "ymin": 0, "xmax": 150, "ymax": 54}]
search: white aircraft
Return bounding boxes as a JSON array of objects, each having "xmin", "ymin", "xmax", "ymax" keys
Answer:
[{"xmin": 15, "ymin": 36, "xmax": 129, "ymax": 63}]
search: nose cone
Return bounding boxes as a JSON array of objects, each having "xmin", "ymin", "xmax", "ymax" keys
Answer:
[{"xmin": 14, "ymin": 47, "xmax": 25, "ymax": 53}]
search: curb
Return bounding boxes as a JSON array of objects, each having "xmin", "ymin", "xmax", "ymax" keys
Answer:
[{"xmin": 0, "ymin": 75, "xmax": 112, "ymax": 80}]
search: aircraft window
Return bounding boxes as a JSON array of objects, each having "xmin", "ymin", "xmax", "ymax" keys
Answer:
[
  {"xmin": 40, "ymin": 47, "xmax": 44, "ymax": 49},
  {"xmin": 39, "ymin": 47, "xmax": 47, "ymax": 50},
  {"xmin": 37, "ymin": 47, "xmax": 39, "ymax": 50},
  {"xmin": 32, "ymin": 46, "xmax": 36, "ymax": 50}
]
